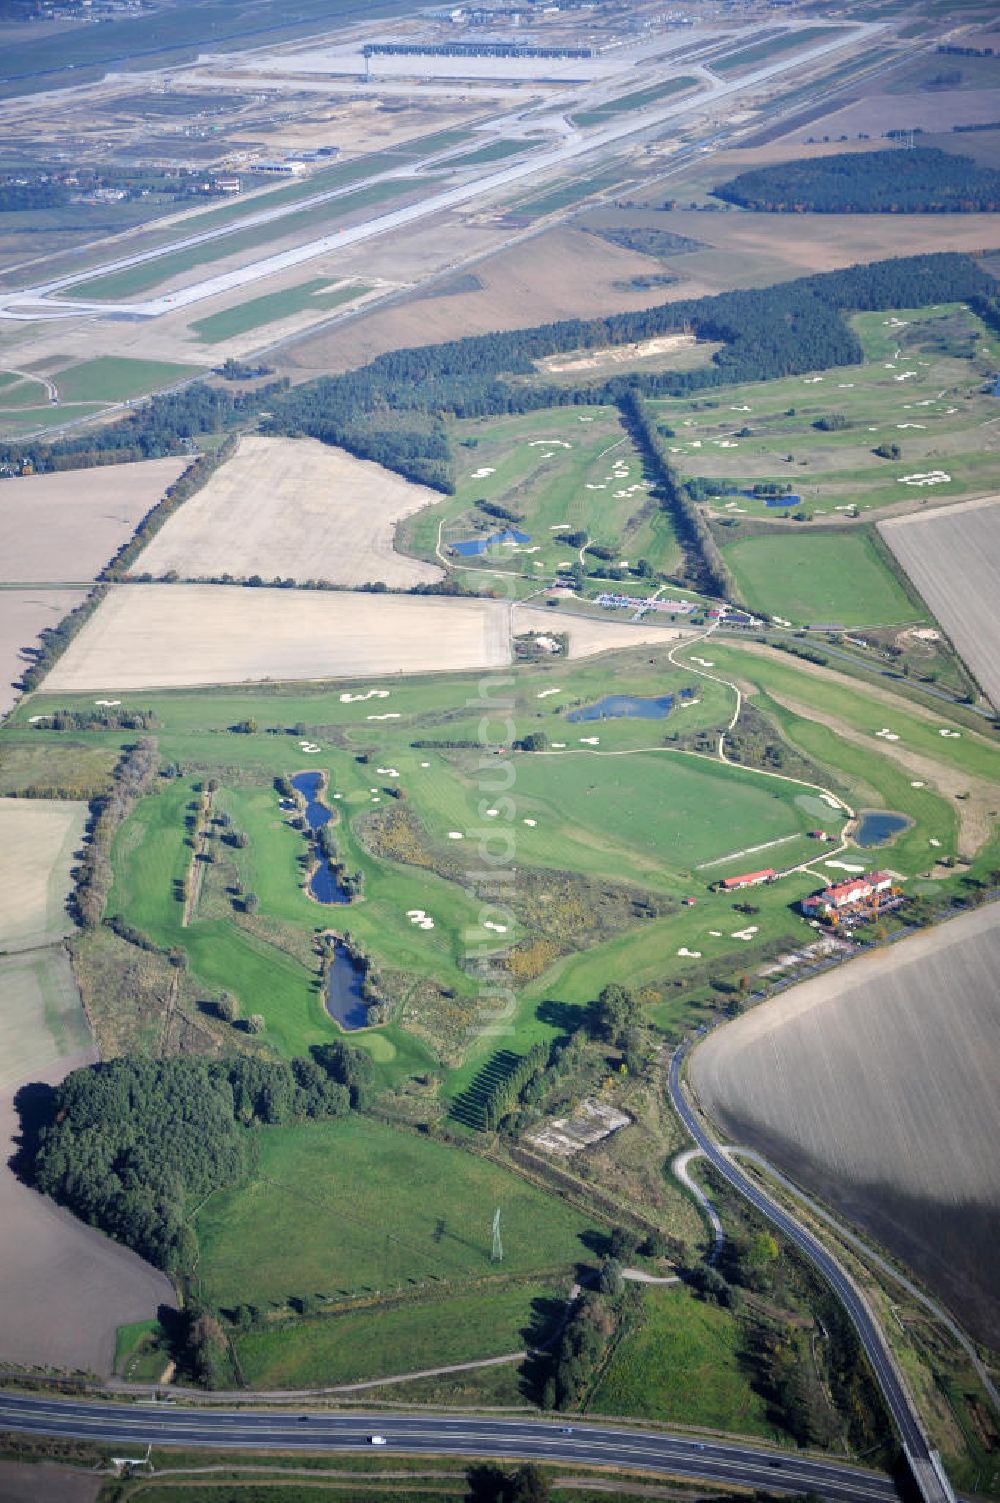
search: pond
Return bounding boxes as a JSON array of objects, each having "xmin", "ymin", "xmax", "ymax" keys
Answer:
[
  {"xmin": 291, "ymin": 771, "xmax": 351, "ymax": 904},
  {"xmin": 855, "ymin": 810, "xmax": 911, "ymax": 847},
  {"xmin": 324, "ymin": 940, "xmax": 369, "ymax": 1031},
  {"xmin": 568, "ymin": 691, "xmax": 682, "ymax": 723},
  {"xmin": 450, "ymin": 527, "xmax": 531, "ymax": 557},
  {"xmin": 292, "ymin": 771, "xmax": 332, "ymax": 831}
]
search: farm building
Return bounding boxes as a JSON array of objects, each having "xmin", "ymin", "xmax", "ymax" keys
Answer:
[
  {"xmin": 802, "ymin": 871, "xmax": 893, "ymax": 917},
  {"xmin": 719, "ymin": 868, "xmax": 775, "ymax": 892}
]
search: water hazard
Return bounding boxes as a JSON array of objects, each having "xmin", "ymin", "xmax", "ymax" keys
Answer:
[
  {"xmin": 291, "ymin": 771, "xmax": 350, "ymax": 904},
  {"xmin": 568, "ymin": 692, "xmax": 682, "ymax": 723},
  {"xmin": 855, "ymin": 810, "xmax": 911, "ymax": 847},
  {"xmin": 324, "ymin": 940, "xmax": 369, "ymax": 1030}
]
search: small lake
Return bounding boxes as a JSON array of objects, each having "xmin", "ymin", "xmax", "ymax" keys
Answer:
[
  {"xmin": 855, "ymin": 810, "xmax": 911, "ymax": 847},
  {"xmin": 325, "ymin": 941, "xmax": 369, "ymax": 1030},
  {"xmin": 291, "ymin": 771, "xmax": 351, "ymax": 904},
  {"xmin": 292, "ymin": 771, "xmax": 332, "ymax": 831},
  {"xmin": 451, "ymin": 527, "xmax": 531, "ymax": 557},
  {"xmin": 568, "ymin": 692, "xmax": 680, "ymax": 723}
]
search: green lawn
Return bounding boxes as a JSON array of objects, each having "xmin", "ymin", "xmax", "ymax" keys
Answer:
[
  {"xmin": 52, "ymin": 356, "xmax": 203, "ymax": 402},
  {"xmin": 723, "ymin": 530, "xmax": 920, "ymax": 626},
  {"xmin": 589, "ymin": 1285, "xmax": 778, "ymax": 1438},
  {"xmin": 509, "ymin": 162, "xmax": 632, "ymax": 220},
  {"xmin": 572, "ymin": 76, "xmax": 698, "ymax": 127},
  {"xmin": 189, "ymin": 280, "xmax": 370, "ymax": 343},
  {"xmin": 713, "ymin": 26, "xmax": 838, "ymax": 74},
  {"xmin": 235, "ymin": 1280, "xmax": 559, "ymax": 1388},
  {"xmin": 194, "ymin": 1115, "xmax": 599, "ymax": 1308},
  {"xmin": 67, "ymin": 178, "xmax": 426, "ymax": 301}
]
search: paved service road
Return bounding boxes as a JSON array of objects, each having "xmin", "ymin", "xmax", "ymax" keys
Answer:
[
  {"xmin": 0, "ymin": 1391, "xmax": 899, "ymax": 1500},
  {"xmin": 669, "ymin": 1045, "xmax": 955, "ymax": 1503}
]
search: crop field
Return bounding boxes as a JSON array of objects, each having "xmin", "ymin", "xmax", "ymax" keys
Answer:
[
  {"xmin": 0, "ymin": 797, "xmax": 87, "ymax": 950},
  {"xmin": 401, "ymin": 406, "xmax": 684, "ymax": 590},
  {"xmin": 571, "ymin": 76, "xmax": 699, "ymax": 128},
  {"xmin": 649, "ymin": 305, "xmax": 1000, "ymax": 521},
  {"xmin": 51, "ymin": 355, "xmax": 203, "ymax": 403},
  {"xmin": 235, "ymin": 1280, "xmax": 557, "ymax": 1388},
  {"xmin": 194, "ymin": 1115, "xmax": 599, "ymax": 1308},
  {"xmin": 589, "ymin": 1284, "xmax": 777, "ymax": 1438},
  {"xmin": 0, "ymin": 947, "xmax": 91, "ymax": 1094},
  {"xmin": 690, "ymin": 902, "xmax": 1000, "ymax": 1346},
  {"xmin": 0, "ymin": 937, "xmax": 170, "ymax": 1376},
  {"xmin": 0, "ymin": 587, "xmax": 88, "ymax": 714},
  {"xmin": 42, "ymin": 585, "xmax": 513, "ymax": 692},
  {"xmin": 188, "ymin": 279, "xmax": 370, "ymax": 344},
  {"xmin": 880, "ymin": 495, "xmax": 1000, "ymax": 710},
  {"xmin": 0, "ymin": 457, "xmax": 189, "ymax": 583},
  {"xmin": 134, "ymin": 438, "xmax": 444, "ymax": 589},
  {"xmin": 722, "ymin": 531, "xmax": 921, "ymax": 626}
]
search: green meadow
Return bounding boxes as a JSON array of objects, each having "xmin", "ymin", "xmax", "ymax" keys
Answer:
[
  {"xmin": 189, "ymin": 280, "xmax": 370, "ymax": 343},
  {"xmin": 723, "ymin": 530, "xmax": 920, "ymax": 626},
  {"xmin": 194, "ymin": 1114, "xmax": 598, "ymax": 1308}
]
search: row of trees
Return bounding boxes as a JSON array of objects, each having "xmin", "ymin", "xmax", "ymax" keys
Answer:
[
  {"xmin": 17, "ymin": 586, "xmax": 106, "ymax": 694},
  {"xmin": 74, "ymin": 738, "xmax": 161, "ymax": 928},
  {"xmin": 619, "ymin": 392, "xmax": 738, "ymax": 600},
  {"xmin": 102, "ymin": 440, "xmax": 235, "ymax": 580},
  {"xmin": 712, "ymin": 147, "xmax": 1000, "ymax": 215},
  {"xmin": 29, "ymin": 1045, "xmax": 373, "ymax": 1276}
]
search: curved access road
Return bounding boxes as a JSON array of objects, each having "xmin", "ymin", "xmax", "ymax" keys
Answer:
[
  {"xmin": 0, "ymin": 1390, "xmax": 898, "ymax": 1500},
  {"xmin": 668, "ymin": 1045, "xmax": 955, "ymax": 1503}
]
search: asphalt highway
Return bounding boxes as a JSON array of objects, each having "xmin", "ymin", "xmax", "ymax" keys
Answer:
[
  {"xmin": 668, "ymin": 1046, "xmax": 954, "ymax": 1503},
  {"xmin": 0, "ymin": 1391, "xmax": 899, "ymax": 1500}
]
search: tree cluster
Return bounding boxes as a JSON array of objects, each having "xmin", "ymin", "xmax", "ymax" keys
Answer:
[
  {"xmin": 29, "ymin": 1048, "xmax": 371, "ymax": 1274},
  {"xmin": 712, "ymin": 147, "xmax": 1000, "ymax": 214}
]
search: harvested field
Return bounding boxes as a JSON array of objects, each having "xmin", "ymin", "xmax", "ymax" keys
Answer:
[
  {"xmin": 0, "ymin": 1461, "xmax": 101, "ymax": 1503},
  {"xmin": 134, "ymin": 437, "xmax": 443, "ymax": 589},
  {"xmin": 0, "ymin": 588, "xmax": 87, "ymax": 715},
  {"xmin": 779, "ymin": 88, "xmax": 1000, "ymax": 144},
  {"xmin": 43, "ymin": 584, "xmax": 514, "ymax": 691},
  {"xmin": 283, "ymin": 225, "xmax": 675, "ymax": 377},
  {"xmin": 0, "ymin": 458, "xmax": 188, "ymax": 584},
  {"xmin": 0, "ymin": 940, "xmax": 174, "ymax": 1374},
  {"xmin": 514, "ymin": 603, "xmax": 693, "ymax": 657},
  {"xmin": 690, "ymin": 903, "xmax": 1000, "ymax": 1346},
  {"xmin": 880, "ymin": 495, "xmax": 1000, "ymax": 711},
  {"xmin": 0, "ymin": 797, "xmax": 86, "ymax": 950}
]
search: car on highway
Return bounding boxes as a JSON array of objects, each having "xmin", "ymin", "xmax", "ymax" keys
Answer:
[{"xmin": 370, "ymin": 1435, "xmax": 388, "ymax": 1446}]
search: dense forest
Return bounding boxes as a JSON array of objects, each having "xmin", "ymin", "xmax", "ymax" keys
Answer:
[
  {"xmin": 29, "ymin": 1046, "xmax": 373, "ymax": 1275},
  {"xmin": 711, "ymin": 147, "xmax": 1000, "ymax": 214},
  {"xmin": 4, "ymin": 253, "xmax": 993, "ymax": 490}
]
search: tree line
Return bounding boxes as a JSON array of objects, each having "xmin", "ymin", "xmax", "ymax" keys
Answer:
[
  {"xmin": 2, "ymin": 254, "xmax": 991, "ymax": 495},
  {"xmin": 27, "ymin": 1043, "xmax": 375, "ymax": 1277},
  {"xmin": 711, "ymin": 147, "xmax": 1000, "ymax": 215},
  {"xmin": 619, "ymin": 391, "xmax": 738, "ymax": 600}
]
